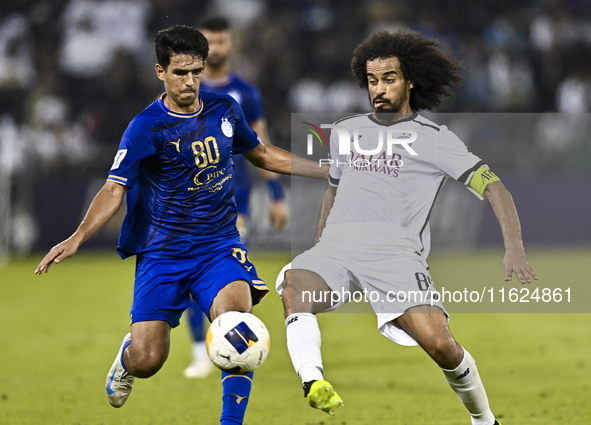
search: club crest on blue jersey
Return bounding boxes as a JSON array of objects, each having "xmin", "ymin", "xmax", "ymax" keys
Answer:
[
  {"xmin": 221, "ymin": 118, "xmax": 233, "ymax": 138},
  {"xmin": 224, "ymin": 321, "xmax": 259, "ymax": 354}
]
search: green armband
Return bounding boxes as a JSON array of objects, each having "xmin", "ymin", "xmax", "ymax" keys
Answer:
[{"xmin": 467, "ymin": 166, "xmax": 500, "ymax": 197}]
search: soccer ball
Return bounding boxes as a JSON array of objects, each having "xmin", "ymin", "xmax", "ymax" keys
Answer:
[{"xmin": 206, "ymin": 311, "xmax": 270, "ymax": 373}]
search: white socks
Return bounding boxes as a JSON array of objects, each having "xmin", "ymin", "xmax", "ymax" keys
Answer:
[
  {"xmin": 192, "ymin": 341, "xmax": 209, "ymax": 362},
  {"xmin": 442, "ymin": 349, "xmax": 496, "ymax": 425},
  {"xmin": 285, "ymin": 313, "xmax": 494, "ymax": 424},
  {"xmin": 285, "ymin": 313, "xmax": 324, "ymax": 383}
]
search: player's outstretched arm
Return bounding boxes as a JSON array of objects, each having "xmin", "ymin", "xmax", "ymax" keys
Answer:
[
  {"xmin": 243, "ymin": 142, "xmax": 329, "ymax": 180},
  {"xmin": 313, "ymin": 185, "xmax": 337, "ymax": 245},
  {"xmin": 249, "ymin": 119, "xmax": 277, "ymax": 183},
  {"xmin": 34, "ymin": 181, "xmax": 128, "ymax": 274},
  {"xmin": 484, "ymin": 181, "xmax": 538, "ymax": 284}
]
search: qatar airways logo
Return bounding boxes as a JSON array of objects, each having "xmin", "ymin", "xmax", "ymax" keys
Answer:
[{"xmin": 303, "ymin": 123, "xmax": 418, "ymax": 168}]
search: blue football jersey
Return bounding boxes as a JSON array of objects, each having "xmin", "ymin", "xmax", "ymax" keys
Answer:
[
  {"xmin": 200, "ymin": 74, "xmax": 265, "ymax": 214},
  {"xmin": 107, "ymin": 91, "xmax": 260, "ymax": 259}
]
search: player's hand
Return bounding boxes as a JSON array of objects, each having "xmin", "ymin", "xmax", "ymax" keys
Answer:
[
  {"xmin": 268, "ymin": 201, "xmax": 288, "ymax": 231},
  {"xmin": 503, "ymin": 250, "xmax": 538, "ymax": 284},
  {"xmin": 34, "ymin": 237, "xmax": 81, "ymax": 275}
]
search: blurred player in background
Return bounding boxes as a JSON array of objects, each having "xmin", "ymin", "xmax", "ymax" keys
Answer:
[
  {"xmin": 276, "ymin": 31, "xmax": 537, "ymax": 424},
  {"xmin": 181, "ymin": 17, "xmax": 289, "ymax": 379},
  {"xmin": 35, "ymin": 25, "xmax": 326, "ymax": 425}
]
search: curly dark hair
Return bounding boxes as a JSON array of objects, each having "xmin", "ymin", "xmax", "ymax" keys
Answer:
[
  {"xmin": 351, "ymin": 30, "xmax": 462, "ymax": 111},
  {"xmin": 154, "ymin": 25, "xmax": 209, "ymax": 69}
]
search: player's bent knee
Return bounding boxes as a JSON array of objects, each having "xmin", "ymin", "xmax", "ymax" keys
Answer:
[
  {"xmin": 281, "ymin": 270, "xmax": 316, "ymax": 316},
  {"xmin": 126, "ymin": 338, "xmax": 169, "ymax": 378},
  {"xmin": 285, "ymin": 269, "xmax": 333, "ymax": 315},
  {"xmin": 284, "ymin": 270, "xmax": 313, "ymax": 312},
  {"xmin": 127, "ymin": 348, "xmax": 168, "ymax": 378},
  {"xmin": 423, "ymin": 336, "xmax": 462, "ymax": 369}
]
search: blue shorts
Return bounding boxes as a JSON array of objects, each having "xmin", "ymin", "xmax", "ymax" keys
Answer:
[{"xmin": 130, "ymin": 245, "xmax": 268, "ymax": 328}]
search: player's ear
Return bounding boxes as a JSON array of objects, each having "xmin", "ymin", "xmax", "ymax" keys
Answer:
[
  {"xmin": 408, "ymin": 80, "xmax": 414, "ymax": 89},
  {"xmin": 155, "ymin": 63, "xmax": 166, "ymax": 81}
]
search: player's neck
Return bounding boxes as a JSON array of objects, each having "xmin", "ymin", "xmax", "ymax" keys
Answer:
[
  {"xmin": 204, "ymin": 63, "xmax": 230, "ymax": 80},
  {"xmin": 162, "ymin": 93, "xmax": 201, "ymax": 114}
]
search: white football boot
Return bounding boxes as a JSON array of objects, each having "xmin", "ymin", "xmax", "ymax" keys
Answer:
[{"xmin": 105, "ymin": 333, "xmax": 135, "ymax": 408}]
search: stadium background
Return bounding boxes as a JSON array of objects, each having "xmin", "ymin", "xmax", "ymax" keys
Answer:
[{"xmin": 0, "ymin": 0, "xmax": 590, "ymax": 424}]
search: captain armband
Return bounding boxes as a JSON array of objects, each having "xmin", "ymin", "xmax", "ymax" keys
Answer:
[{"xmin": 466, "ymin": 166, "xmax": 500, "ymax": 200}]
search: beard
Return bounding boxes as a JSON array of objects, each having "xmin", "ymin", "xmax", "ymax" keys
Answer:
[
  {"xmin": 371, "ymin": 96, "xmax": 395, "ymax": 122},
  {"xmin": 375, "ymin": 104, "xmax": 394, "ymax": 113},
  {"xmin": 369, "ymin": 93, "xmax": 395, "ymax": 112},
  {"xmin": 369, "ymin": 94, "xmax": 410, "ymax": 124},
  {"xmin": 368, "ymin": 91, "xmax": 413, "ymax": 122}
]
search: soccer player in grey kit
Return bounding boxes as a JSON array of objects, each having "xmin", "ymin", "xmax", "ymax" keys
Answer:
[{"xmin": 276, "ymin": 30, "xmax": 537, "ymax": 424}]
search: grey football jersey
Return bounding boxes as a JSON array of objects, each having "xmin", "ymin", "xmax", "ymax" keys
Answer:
[{"xmin": 325, "ymin": 113, "xmax": 482, "ymax": 258}]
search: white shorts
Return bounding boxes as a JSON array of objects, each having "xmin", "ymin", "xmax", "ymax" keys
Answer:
[{"xmin": 276, "ymin": 240, "xmax": 448, "ymax": 347}]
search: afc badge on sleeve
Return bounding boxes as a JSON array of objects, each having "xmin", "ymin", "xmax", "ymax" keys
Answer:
[{"xmin": 111, "ymin": 149, "xmax": 127, "ymax": 170}]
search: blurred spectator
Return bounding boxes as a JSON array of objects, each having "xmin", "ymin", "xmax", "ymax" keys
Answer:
[
  {"xmin": 556, "ymin": 72, "xmax": 591, "ymax": 112},
  {"xmin": 0, "ymin": 14, "xmax": 36, "ymax": 123},
  {"xmin": 26, "ymin": 93, "xmax": 95, "ymax": 169},
  {"xmin": 288, "ymin": 77, "xmax": 368, "ymax": 112},
  {"xmin": 149, "ymin": 0, "xmax": 208, "ymax": 31},
  {"xmin": 0, "ymin": 115, "xmax": 27, "ymax": 175},
  {"xmin": 209, "ymin": 0, "xmax": 266, "ymax": 28},
  {"xmin": 59, "ymin": 0, "xmax": 152, "ymax": 78}
]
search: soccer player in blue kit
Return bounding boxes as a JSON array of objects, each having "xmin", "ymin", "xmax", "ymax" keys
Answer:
[
  {"xmin": 35, "ymin": 25, "xmax": 327, "ymax": 425},
  {"xmin": 182, "ymin": 17, "xmax": 288, "ymax": 379}
]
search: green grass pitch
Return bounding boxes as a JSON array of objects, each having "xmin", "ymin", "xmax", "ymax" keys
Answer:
[{"xmin": 0, "ymin": 248, "xmax": 589, "ymax": 424}]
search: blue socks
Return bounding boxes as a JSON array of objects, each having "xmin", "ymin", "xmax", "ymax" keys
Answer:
[
  {"xmin": 187, "ymin": 299, "xmax": 205, "ymax": 341},
  {"xmin": 220, "ymin": 371, "xmax": 254, "ymax": 425},
  {"xmin": 120, "ymin": 339, "xmax": 131, "ymax": 373}
]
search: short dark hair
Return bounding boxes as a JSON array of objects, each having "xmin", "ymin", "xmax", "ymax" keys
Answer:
[
  {"xmin": 154, "ymin": 25, "xmax": 209, "ymax": 69},
  {"xmin": 199, "ymin": 17, "xmax": 231, "ymax": 32},
  {"xmin": 351, "ymin": 30, "xmax": 462, "ymax": 111}
]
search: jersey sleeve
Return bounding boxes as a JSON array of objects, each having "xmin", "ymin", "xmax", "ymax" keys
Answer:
[
  {"xmin": 328, "ymin": 128, "xmax": 342, "ymax": 187},
  {"xmin": 436, "ymin": 126, "xmax": 482, "ymax": 181},
  {"xmin": 231, "ymin": 100, "xmax": 261, "ymax": 155},
  {"xmin": 107, "ymin": 118, "xmax": 156, "ymax": 188},
  {"xmin": 436, "ymin": 126, "xmax": 493, "ymax": 200},
  {"xmin": 241, "ymin": 86, "xmax": 264, "ymax": 124}
]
